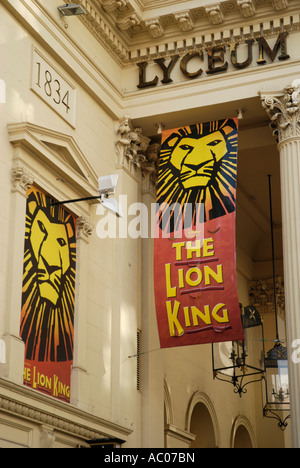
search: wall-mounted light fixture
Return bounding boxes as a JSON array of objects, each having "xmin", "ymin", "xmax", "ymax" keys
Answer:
[
  {"xmin": 58, "ymin": 3, "xmax": 87, "ymax": 16},
  {"xmin": 52, "ymin": 174, "xmax": 123, "ymax": 217}
]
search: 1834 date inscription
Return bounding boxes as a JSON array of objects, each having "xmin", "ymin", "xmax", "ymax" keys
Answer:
[{"xmin": 31, "ymin": 48, "xmax": 76, "ymax": 127}]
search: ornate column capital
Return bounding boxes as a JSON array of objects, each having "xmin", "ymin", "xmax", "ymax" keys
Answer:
[
  {"xmin": 77, "ymin": 216, "xmax": 94, "ymax": 242},
  {"xmin": 259, "ymin": 80, "xmax": 300, "ymax": 144},
  {"xmin": 11, "ymin": 163, "xmax": 34, "ymax": 196},
  {"xmin": 116, "ymin": 116, "xmax": 151, "ymax": 178}
]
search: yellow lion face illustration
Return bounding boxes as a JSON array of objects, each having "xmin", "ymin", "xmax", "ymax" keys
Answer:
[
  {"xmin": 20, "ymin": 186, "xmax": 76, "ymax": 363},
  {"xmin": 30, "ymin": 209, "xmax": 71, "ymax": 306},
  {"xmin": 156, "ymin": 119, "xmax": 238, "ymax": 232},
  {"xmin": 169, "ymin": 130, "xmax": 231, "ymax": 190}
]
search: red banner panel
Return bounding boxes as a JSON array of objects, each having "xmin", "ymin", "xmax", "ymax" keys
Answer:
[
  {"xmin": 154, "ymin": 118, "xmax": 244, "ymax": 348},
  {"xmin": 20, "ymin": 186, "xmax": 76, "ymax": 402}
]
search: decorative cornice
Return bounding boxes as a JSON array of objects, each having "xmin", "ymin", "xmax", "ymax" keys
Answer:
[
  {"xmin": 175, "ymin": 12, "xmax": 194, "ymax": 31},
  {"xmin": 101, "ymin": 0, "xmax": 129, "ymax": 13},
  {"xmin": 237, "ymin": 0, "xmax": 256, "ymax": 17},
  {"xmin": 76, "ymin": 0, "xmax": 300, "ymax": 65},
  {"xmin": 205, "ymin": 5, "xmax": 224, "ymax": 25},
  {"xmin": 78, "ymin": 0, "xmax": 130, "ymax": 64},
  {"xmin": 259, "ymin": 80, "xmax": 300, "ymax": 143},
  {"xmin": 0, "ymin": 377, "xmax": 132, "ymax": 444},
  {"xmin": 0, "ymin": 393, "xmax": 102, "ymax": 442},
  {"xmin": 92, "ymin": 0, "xmax": 297, "ymax": 40},
  {"xmin": 117, "ymin": 13, "xmax": 141, "ymax": 31},
  {"xmin": 145, "ymin": 19, "xmax": 164, "ymax": 38},
  {"xmin": 272, "ymin": 0, "xmax": 289, "ymax": 10}
]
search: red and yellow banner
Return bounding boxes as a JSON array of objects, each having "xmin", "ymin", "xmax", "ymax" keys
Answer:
[
  {"xmin": 154, "ymin": 118, "xmax": 244, "ymax": 348},
  {"xmin": 20, "ymin": 186, "xmax": 76, "ymax": 402}
]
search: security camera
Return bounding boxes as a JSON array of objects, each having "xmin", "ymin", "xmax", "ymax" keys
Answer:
[
  {"xmin": 57, "ymin": 4, "xmax": 87, "ymax": 16},
  {"xmin": 97, "ymin": 174, "xmax": 119, "ymax": 196}
]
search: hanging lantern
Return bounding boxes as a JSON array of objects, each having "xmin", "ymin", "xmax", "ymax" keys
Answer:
[
  {"xmin": 262, "ymin": 175, "xmax": 290, "ymax": 430},
  {"xmin": 263, "ymin": 341, "xmax": 290, "ymax": 430},
  {"xmin": 212, "ymin": 305, "xmax": 265, "ymax": 397}
]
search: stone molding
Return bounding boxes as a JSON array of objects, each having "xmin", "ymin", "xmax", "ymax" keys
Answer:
[{"xmin": 0, "ymin": 378, "xmax": 132, "ymax": 445}]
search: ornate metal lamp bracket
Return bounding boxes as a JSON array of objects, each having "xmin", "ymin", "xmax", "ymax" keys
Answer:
[{"xmin": 263, "ymin": 405, "xmax": 291, "ymax": 431}]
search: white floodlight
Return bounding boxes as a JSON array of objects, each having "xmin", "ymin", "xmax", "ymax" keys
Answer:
[
  {"xmin": 58, "ymin": 3, "xmax": 87, "ymax": 16},
  {"xmin": 98, "ymin": 174, "xmax": 119, "ymax": 195}
]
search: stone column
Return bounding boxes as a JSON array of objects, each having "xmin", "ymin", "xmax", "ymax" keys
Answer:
[
  {"xmin": 70, "ymin": 216, "xmax": 93, "ymax": 410},
  {"xmin": 2, "ymin": 164, "xmax": 33, "ymax": 384},
  {"xmin": 140, "ymin": 143, "xmax": 165, "ymax": 447},
  {"xmin": 260, "ymin": 80, "xmax": 300, "ymax": 448}
]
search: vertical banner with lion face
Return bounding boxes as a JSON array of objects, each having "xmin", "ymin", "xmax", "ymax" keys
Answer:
[
  {"xmin": 20, "ymin": 186, "xmax": 76, "ymax": 402},
  {"xmin": 154, "ymin": 118, "xmax": 244, "ymax": 348}
]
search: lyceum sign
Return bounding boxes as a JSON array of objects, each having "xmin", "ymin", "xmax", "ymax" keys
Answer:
[{"xmin": 137, "ymin": 33, "xmax": 290, "ymax": 89}]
